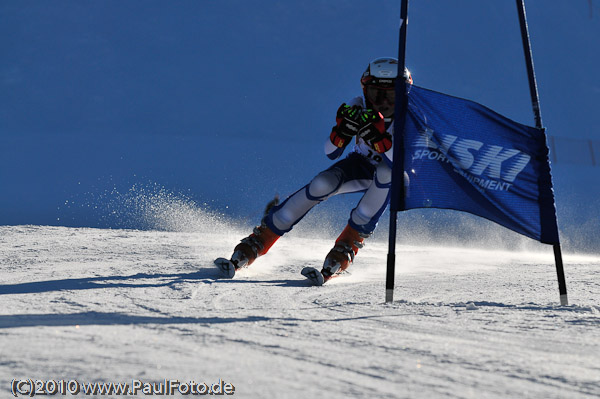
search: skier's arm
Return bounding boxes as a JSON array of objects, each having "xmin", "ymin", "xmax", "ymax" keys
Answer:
[
  {"xmin": 325, "ymin": 139, "xmax": 345, "ymax": 160},
  {"xmin": 325, "ymin": 103, "xmax": 363, "ymax": 160}
]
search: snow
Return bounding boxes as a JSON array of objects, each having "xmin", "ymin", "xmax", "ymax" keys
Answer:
[{"xmin": 2, "ymin": 217, "xmax": 599, "ymax": 398}]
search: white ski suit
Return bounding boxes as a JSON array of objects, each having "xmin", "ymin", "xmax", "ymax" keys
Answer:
[{"xmin": 263, "ymin": 96, "xmax": 394, "ymax": 236}]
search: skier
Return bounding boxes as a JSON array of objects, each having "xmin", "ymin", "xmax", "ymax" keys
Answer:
[{"xmin": 217, "ymin": 57, "xmax": 412, "ymax": 284}]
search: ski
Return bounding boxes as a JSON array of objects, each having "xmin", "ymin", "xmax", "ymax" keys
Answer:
[
  {"xmin": 215, "ymin": 261, "xmax": 349, "ymax": 284},
  {"xmin": 214, "ymin": 257, "xmax": 236, "ymax": 278},
  {"xmin": 301, "ymin": 267, "xmax": 325, "ymax": 285},
  {"xmin": 301, "ymin": 266, "xmax": 350, "ymax": 286}
]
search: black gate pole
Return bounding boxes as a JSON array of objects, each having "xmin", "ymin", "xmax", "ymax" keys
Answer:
[
  {"xmin": 516, "ymin": 0, "xmax": 568, "ymax": 306},
  {"xmin": 386, "ymin": 0, "xmax": 410, "ymax": 303}
]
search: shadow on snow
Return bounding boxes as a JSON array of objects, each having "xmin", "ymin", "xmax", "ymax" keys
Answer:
[
  {"xmin": 0, "ymin": 311, "xmax": 274, "ymax": 329},
  {"xmin": 0, "ymin": 267, "xmax": 313, "ymax": 296},
  {"xmin": 0, "ymin": 271, "xmax": 211, "ymax": 295}
]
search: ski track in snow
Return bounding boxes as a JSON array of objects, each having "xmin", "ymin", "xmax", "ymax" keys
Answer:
[{"xmin": 1, "ymin": 225, "xmax": 599, "ymax": 398}]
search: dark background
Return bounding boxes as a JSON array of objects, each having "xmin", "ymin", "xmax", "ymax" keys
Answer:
[{"xmin": 1, "ymin": 1, "xmax": 599, "ymax": 252}]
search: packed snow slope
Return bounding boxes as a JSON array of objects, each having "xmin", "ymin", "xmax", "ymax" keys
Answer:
[{"xmin": 1, "ymin": 215, "xmax": 599, "ymax": 398}]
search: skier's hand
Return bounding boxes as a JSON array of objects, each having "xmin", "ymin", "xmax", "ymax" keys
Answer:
[
  {"xmin": 330, "ymin": 104, "xmax": 363, "ymax": 148},
  {"xmin": 358, "ymin": 109, "xmax": 392, "ymax": 153},
  {"xmin": 357, "ymin": 109, "xmax": 385, "ymax": 141},
  {"xmin": 369, "ymin": 131, "xmax": 393, "ymax": 153}
]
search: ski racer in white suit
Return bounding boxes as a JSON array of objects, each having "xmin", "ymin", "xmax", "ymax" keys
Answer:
[{"xmin": 229, "ymin": 57, "xmax": 412, "ymax": 281}]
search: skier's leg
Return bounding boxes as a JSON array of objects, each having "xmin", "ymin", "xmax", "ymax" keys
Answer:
[
  {"xmin": 231, "ymin": 173, "xmax": 340, "ymax": 268},
  {"xmin": 264, "ymin": 153, "xmax": 375, "ymax": 235},
  {"xmin": 349, "ymin": 160, "xmax": 392, "ymax": 235},
  {"xmin": 322, "ymin": 161, "xmax": 391, "ymax": 278},
  {"xmin": 265, "ymin": 167, "xmax": 343, "ymax": 235},
  {"xmin": 231, "ymin": 154, "xmax": 374, "ymax": 268}
]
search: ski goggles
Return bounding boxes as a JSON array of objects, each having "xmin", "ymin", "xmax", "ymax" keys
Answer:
[{"xmin": 365, "ymin": 85, "xmax": 395, "ymax": 106}]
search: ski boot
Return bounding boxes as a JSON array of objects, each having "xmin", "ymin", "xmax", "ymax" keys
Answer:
[
  {"xmin": 231, "ymin": 196, "xmax": 281, "ymax": 269},
  {"xmin": 231, "ymin": 223, "xmax": 280, "ymax": 269},
  {"xmin": 321, "ymin": 224, "xmax": 369, "ymax": 281},
  {"xmin": 215, "ymin": 197, "xmax": 281, "ymax": 278},
  {"xmin": 215, "ymin": 223, "xmax": 280, "ymax": 278}
]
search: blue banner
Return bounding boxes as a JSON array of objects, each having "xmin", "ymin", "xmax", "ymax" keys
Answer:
[{"xmin": 391, "ymin": 85, "xmax": 559, "ymax": 244}]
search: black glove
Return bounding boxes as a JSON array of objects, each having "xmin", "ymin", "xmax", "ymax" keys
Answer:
[
  {"xmin": 357, "ymin": 109, "xmax": 392, "ymax": 153},
  {"xmin": 330, "ymin": 104, "xmax": 363, "ymax": 148}
]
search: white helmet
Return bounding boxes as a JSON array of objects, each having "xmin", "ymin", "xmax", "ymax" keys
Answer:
[
  {"xmin": 360, "ymin": 57, "xmax": 412, "ymax": 87},
  {"xmin": 360, "ymin": 57, "xmax": 412, "ymax": 118}
]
